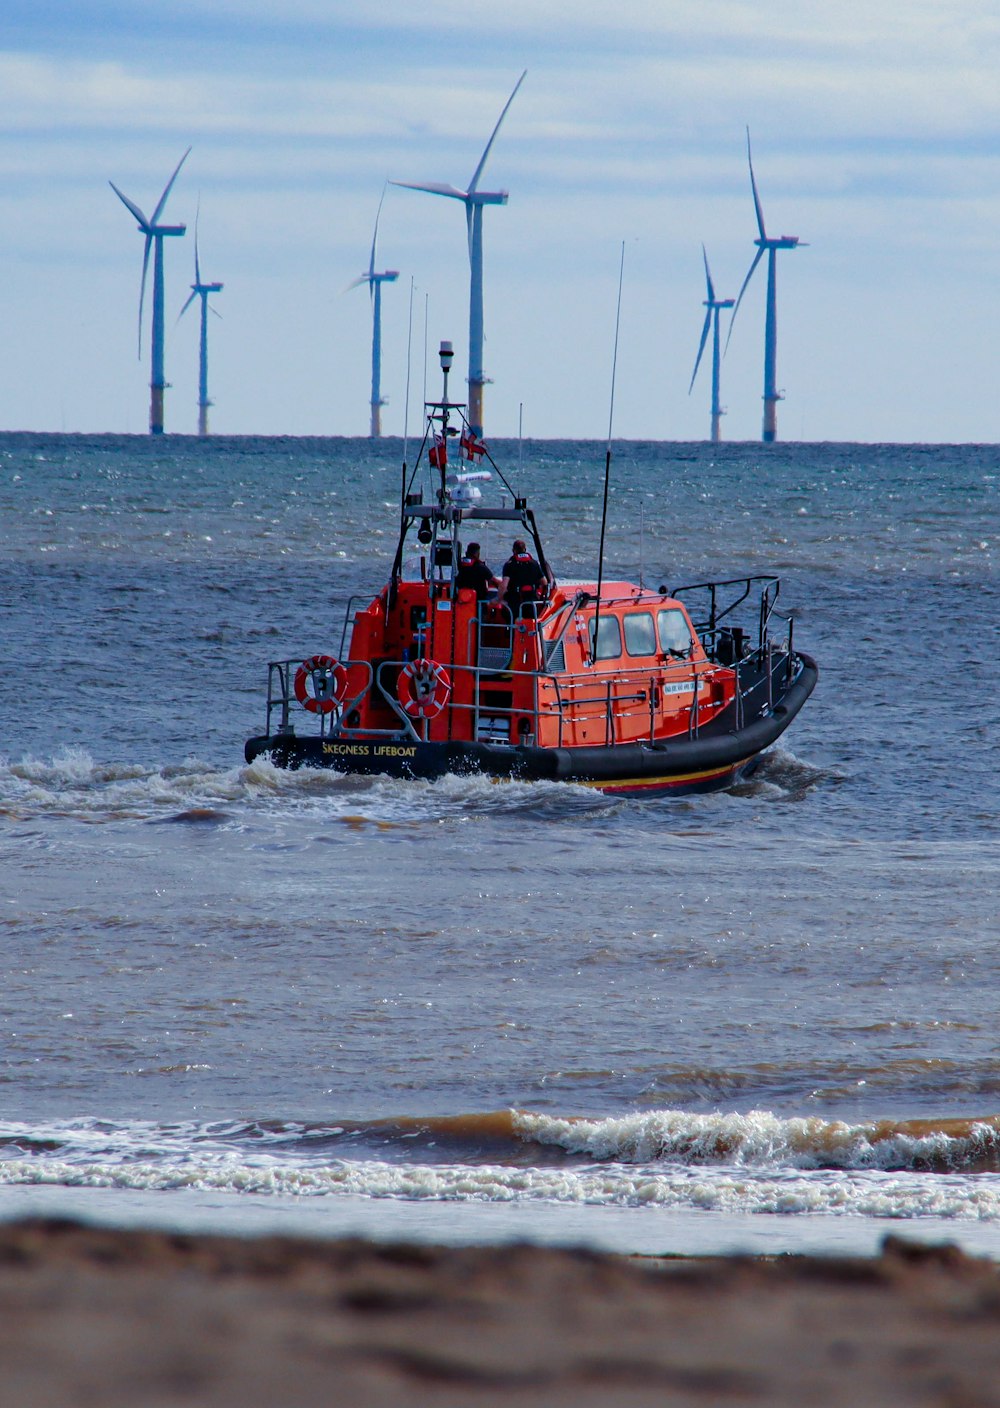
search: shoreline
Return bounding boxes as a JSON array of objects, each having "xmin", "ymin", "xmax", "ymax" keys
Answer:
[{"xmin": 2, "ymin": 1219, "xmax": 999, "ymax": 1405}]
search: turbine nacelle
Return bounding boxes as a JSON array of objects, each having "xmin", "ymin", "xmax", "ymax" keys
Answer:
[
  {"xmin": 755, "ymin": 236, "xmax": 800, "ymax": 250},
  {"xmin": 178, "ymin": 283, "xmax": 223, "ymax": 320},
  {"xmin": 345, "ymin": 269, "xmax": 399, "ymax": 294},
  {"xmin": 388, "ymin": 180, "xmax": 508, "ymax": 208}
]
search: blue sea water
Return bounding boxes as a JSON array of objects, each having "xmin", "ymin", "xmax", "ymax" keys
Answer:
[{"xmin": 0, "ymin": 432, "xmax": 998, "ymax": 1258}]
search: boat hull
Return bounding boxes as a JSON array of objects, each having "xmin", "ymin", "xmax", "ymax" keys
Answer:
[{"xmin": 245, "ymin": 655, "xmax": 818, "ymax": 798}]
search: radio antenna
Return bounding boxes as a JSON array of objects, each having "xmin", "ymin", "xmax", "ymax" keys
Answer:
[
  {"xmin": 402, "ymin": 278, "xmax": 415, "ymax": 467},
  {"xmin": 593, "ymin": 241, "xmax": 626, "ymax": 658},
  {"xmin": 639, "ymin": 500, "xmax": 645, "ymax": 591},
  {"xmin": 421, "ymin": 292, "xmax": 429, "ymax": 405},
  {"xmin": 400, "ymin": 277, "xmax": 416, "ymax": 526}
]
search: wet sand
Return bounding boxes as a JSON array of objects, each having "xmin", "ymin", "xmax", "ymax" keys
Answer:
[{"xmin": 1, "ymin": 1220, "xmax": 1000, "ymax": 1405}]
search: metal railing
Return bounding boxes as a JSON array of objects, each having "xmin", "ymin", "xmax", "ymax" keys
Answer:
[
  {"xmin": 258, "ymin": 651, "xmax": 773, "ymax": 750},
  {"xmin": 669, "ymin": 575, "xmax": 779, "ymax": 649}
]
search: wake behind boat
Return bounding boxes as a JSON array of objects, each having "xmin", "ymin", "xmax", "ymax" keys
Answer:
[{"xmin": 244, "ymin": 344, "xmax": 817, "ymax": 795}]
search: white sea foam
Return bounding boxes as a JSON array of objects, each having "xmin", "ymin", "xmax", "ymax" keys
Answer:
[
  {"xmin": 3, "ymin": 1155, "xmax": 1000, "ymax": 1221},
  {"xmin": 0, "ymin": 747, "xmax": 604, "ymax": 824}
]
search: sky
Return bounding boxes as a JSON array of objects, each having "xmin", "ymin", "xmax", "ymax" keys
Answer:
[{"xmin": 4, "ymin": 1, "xmax": 1000, "ymax": 442}]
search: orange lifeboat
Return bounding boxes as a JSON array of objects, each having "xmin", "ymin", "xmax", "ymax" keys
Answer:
[{"xmin": 245, "ymin": 343, "xmax": 817, "ymax": 796}]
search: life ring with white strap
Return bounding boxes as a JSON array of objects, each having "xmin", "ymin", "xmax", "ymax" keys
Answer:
[
  {"xmin": 293, "ymin": 654, "xmax": 348, "ymax": 714},
  {"xmin": 398, "ymin": 658, "xmax": 451, "ymax": 719}
]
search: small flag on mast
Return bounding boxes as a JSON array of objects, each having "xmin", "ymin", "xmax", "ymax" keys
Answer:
[
  {"xmin": 460, "ymin": 429, "xmax": 486, "ymax": 463},
  {"xmin": 429, "ymin": 434, "xmax": 448, "ymax": 469}
]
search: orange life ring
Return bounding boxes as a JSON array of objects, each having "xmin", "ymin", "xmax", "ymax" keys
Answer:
[
  {"xmin": 398, "ymin": 658, "xmax": 451, "ymax": 719},
  {"xmin": 294, "ymin": 654, "xmax": 348, "ymax": 714}
]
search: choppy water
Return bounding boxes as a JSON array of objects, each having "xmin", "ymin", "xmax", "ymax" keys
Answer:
[{"xmin": 1, "ymin": 432, "xmax": 997, "ymax": 1256}]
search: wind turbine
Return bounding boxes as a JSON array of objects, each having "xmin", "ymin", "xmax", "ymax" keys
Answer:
[
  {"xmin": 347, "ymin": 190, "xmax": 398, "ymax": 438},
  {"xmin": 178, "ymin": 211, "xmax": 223, "ymax": 437},
  {"xmin": 727, "ymin": 130, "xmax": 804, "ymax": 443},
  {"xmin": 392, "ymin": 70, "xmax": 526, "ymax": 437},
  {"xmin": 688, "ymin": 247, "xmax": 735, "ymax": 443},
  {"xmin": 110, "ymin": 149, "xmax": 191, "ymax": 435}
]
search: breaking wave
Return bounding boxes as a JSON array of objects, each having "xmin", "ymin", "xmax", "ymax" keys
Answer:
[
  {"xmin": 4, "ymin": 1109, "xmax": 1000, "ymax": 1221},
  {"xmin": 512, "ymin": 1109, "xmax": 1000, "ymax": 1174}
]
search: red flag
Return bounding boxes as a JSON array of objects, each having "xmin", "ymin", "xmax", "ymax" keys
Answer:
[{"xmin": 429, "ymin": 434, "xmax": 448, "ymax": 469}]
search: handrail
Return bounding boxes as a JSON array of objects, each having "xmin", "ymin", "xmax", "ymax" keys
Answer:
[
  {"xmin": 337, "ymin": 596, "xmax": 372, "ymax": 658},
  {"xmin": 542, "ymin": 590, "xmax": 587, "ymax": 664},
  {"xmin": 669, "ymin": 575, "xmax": 780, "ymax": 644}
]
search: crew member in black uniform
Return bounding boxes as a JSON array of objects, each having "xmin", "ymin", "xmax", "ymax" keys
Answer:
[
  {"xmin": 496, "ymin": 539, "xmax": 551, "ymax": 618},
  {"xmin": 455, "ymin": 542, "xmax": 501, "ymax": 601}
]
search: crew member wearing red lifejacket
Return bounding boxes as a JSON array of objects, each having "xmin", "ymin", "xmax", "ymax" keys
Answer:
[
  {"xmin": 455, "ymin": 542, "xmax": 501, "ymax": 601},
  {"xmin": 496, "ymin": 539, "xmax": 550, "ymax": 618}
]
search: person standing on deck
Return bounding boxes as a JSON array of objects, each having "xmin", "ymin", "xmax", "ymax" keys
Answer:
[
  {"xmin": 496, "ymin": 539, "xmax": 551, "ymax": 619},
  {"xmin": 455, "ymin": 542, "xmax": 501, "ymax": 601}
]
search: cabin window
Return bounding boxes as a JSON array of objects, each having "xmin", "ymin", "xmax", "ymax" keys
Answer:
[
  {"xmin": 657, "ymin": 607, "xmax": 693, "ymax": 656},
  {"xmin": 624, "ymin": 611, "xmax": 656, "ymax": 657},
  {"xmin": 588, "ymin": 614, "xmax": 622, "ymax": 661}
]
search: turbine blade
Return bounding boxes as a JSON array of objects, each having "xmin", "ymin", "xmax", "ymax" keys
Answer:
[
  {"xmin": 466, "ymin": 201, "xmax": 474, "ymax": 262},
  {"xmin": 701, "ymin": 244, "xmax": 715, "ymax": 303},
  {"xmin": 724, "ymin": 247, "xmax": 765, "ymax": 354},
  {"xmin": 389, "ymin": 180, "xmax": 467, "ymax": 200},
  {"xmin": 467, "ymin": 69, "xmax": 526, "ymax": 194},
  {"xmin": 342, "ymin": 274, "xmax": 371, "ymax": 294},
  {"xmin": 110, "ymin": 181, "xmax": 150, "ymax": 229},
  {"xmin": 177, "ymin": 290, "xmax": 198, "ymax": 323},
  {"xmin": 746, "ymin": 127, "xmax": 767, "ymax": 240},
  {"xmin": 689, "ymin": 310, "xmax": 712, "ymax": 394},
  {"xmin": 369, "ymin": 183, "xmax": 387, "ymax": 278},
  {"xmin": 138, "ymin": 232, "xmax": 153, "ymax": 358},
  {"xmin": 194, "ymin": 198, "xmax": 201, "ymax": 285},
  {"xmin": 151, "ymin": 146, "xmax": 191, "ymax": 225},
  {"xmin": 210, "ymin": 305, "xmax": 223, "ymax": 321}
]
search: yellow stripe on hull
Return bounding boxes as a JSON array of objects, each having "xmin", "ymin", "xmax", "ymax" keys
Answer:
[{"xmin": 576, "ymin": 755, "xmax": 757, "ymax": 794}]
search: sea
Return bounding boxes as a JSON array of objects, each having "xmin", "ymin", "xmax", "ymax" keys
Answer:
[{"xmin": 1, "ymin": 431, "xmax": 997, "ymax": 1261}]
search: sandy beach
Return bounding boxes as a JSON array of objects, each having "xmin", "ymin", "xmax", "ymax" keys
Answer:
[{"xmin": 1, "ymin": 1221, "xmax": 999, "ymax": 1405}]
